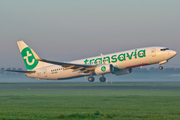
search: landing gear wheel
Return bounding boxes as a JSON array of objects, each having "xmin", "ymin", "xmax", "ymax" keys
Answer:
[
  {"xmin": 99, "ymin": 77, "xmax": 106, "ymax": 82},
  {"xmin": 88, "ymin": 77, "xmax": 95, "ymax": 82},
  {"xmin": 159, "ymin": 66, "xmax": 163, "ymax": 70}
]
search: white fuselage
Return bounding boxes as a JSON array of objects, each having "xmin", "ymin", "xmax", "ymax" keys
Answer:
[{"xmin": 26, "ymin": 46, "xmax": 177, "ymax": 80}]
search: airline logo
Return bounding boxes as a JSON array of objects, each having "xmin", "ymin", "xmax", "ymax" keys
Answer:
[
  {"xmin": 84, "ymin": 49, "xmax": 146, "ymax": 65},
  {"xmin": 21, "ymin": 47, "xmax": 38, "ymax": 70},
  {"xmin": 101, "ymin": 66, "xmax": 106, "ymax": 72}
]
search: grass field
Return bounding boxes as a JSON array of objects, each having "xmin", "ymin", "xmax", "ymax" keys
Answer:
[
  {"xmin": 1, "ymin": 83, "xmax": 180, "ymax": 120},
  {"xmin": 1, "ymin": 82, "xmax": 180, "ymax": 86}
]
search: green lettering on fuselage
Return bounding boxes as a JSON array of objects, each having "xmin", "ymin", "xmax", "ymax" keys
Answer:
[
  {"xmin": 95, "ymin": 58, "xmax": 102, "ymax": 65},
  {"xmin": 84, "ymin": 59, "xmax": 89, "ymax": 64},
  {"xmin": 135, "ymin": 49, "xmax": 137, "ymax": 59},
  {"xmin": 111, "ymin": 55, "xmax": 117, "ymax": 63},
  {"xmin": 90, "ymin": 59, "xmax": 95, "ymax": 64},
  {"xmin": 84, "ymin": 49, "xmax": 146, "ymax": 65},
  {"xmin": 127, "ymin": 52, "xmax": 134, "ymax": 60},
  {"xmin": 118, "ymin": 53, "xmax": 126, "ymax": 61},
  {"xmin": 138, "ymin": 50, "xmax": 146, "ymax": 58},
  {"xmin": 103, "ymin": 56, "xmax": 110, "ymax": 64}
]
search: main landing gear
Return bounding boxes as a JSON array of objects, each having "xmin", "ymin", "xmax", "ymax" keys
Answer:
[
  {"xmin": 88, "ymin": 74, "xmax": 95, "ymax": 82},
  {"xmin": 88, "ymin": 74, "xmax": 106, "ymax": 82},
  {"xmin": 99, "ymin": 75, "xmax": 106, "ymax": 82}
]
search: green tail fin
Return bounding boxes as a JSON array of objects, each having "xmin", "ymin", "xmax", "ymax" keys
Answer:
[{"xmin": 17, "ymin": 41, "xmax": 39, "ymax": 70}]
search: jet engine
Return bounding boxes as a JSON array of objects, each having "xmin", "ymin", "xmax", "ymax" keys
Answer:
[
  {"xmin": 113, "ymin": 68, "xmax": 132, "ymax": 76},
  {"xmin": 95, "ymin": 64, "xmax": 114, "ymax": 75}
]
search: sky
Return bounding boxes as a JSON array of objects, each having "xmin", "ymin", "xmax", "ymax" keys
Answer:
[{"xmin": 0, "ymin": 0, "xmax": 180, "ymax": 69}]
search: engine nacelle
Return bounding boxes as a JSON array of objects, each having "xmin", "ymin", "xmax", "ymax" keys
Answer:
[
  {"xmin": 113, "ymin": 68, "xmax": 132, "ymax": 76},
  {"xmin": 95, "ymin": 64, "xmax": 114, "ymax": 75}
]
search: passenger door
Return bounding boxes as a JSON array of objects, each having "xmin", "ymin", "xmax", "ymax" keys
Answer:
[
  {"xmin": 151, "ymin": 48, "xmax": 156, "ymax": 57},
  {"xmin": 43, "ymin": 69, "xmax": 47, "ymax": 77}
]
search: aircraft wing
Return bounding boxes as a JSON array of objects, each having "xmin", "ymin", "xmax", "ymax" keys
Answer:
[
  {"xmin": 39, "ymin": 59, "xmax": 96, "ymax": 73},
  {"xmin": 32, "ymin": 49, "xmax": 96, "ymax": 74}
]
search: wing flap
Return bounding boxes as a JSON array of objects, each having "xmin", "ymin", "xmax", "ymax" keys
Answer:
[
  {"xmin": 64, "ymin": 65, "xmax": 75, "ymax": 70},
  {"xmin": 72, "ymin": 67, "xmax": 84, "ymax": 72}
]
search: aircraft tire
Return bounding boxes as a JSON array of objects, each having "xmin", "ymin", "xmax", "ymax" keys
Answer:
[
  {"xmin": 88, "ymin": 77, "xmax": 95, "ymax": 82},
  {"xmin": 99, "ymin": 77, "xmax": 106, "ymax": 82},
  {"xmin": 159, "ymin": 66, "xmax": 163, "ymax": 70}
]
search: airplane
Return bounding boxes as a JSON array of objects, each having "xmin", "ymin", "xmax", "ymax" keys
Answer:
[{"xmin": 6, "ymin": 41, "xmax": 177, "ymax": 82}]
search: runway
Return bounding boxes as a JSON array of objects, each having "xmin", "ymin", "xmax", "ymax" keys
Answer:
[{"xmin": 1, "ymin": 85, "xmax": 180, "ymax": 90}]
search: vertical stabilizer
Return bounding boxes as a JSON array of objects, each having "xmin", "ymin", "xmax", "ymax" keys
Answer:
[{"xmin": 17, "ymin": 41, "xmax": 50, "ymax": 70}]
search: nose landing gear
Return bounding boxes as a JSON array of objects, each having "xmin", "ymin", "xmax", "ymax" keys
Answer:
[
  {"xmin": 159, "ymin": 66, "xmax": 163, "ymax": 70},
  {"xmin": 159, "ymin": 60, "xmax": 168, "ymax": 70}
]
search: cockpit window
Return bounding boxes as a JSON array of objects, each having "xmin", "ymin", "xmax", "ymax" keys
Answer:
[{"xmin": 160, "ymin": 48, "xmax": 169, "ymax": 51}]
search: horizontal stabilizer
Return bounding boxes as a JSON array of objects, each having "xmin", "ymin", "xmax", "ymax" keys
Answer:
[{"xmin": 5, "ymin": 70, "xmax": 36, "ymax": 73}]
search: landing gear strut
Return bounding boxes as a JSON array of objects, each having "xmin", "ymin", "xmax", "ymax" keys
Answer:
[
  {"xmin": 88, "ymin": 74, "xmax": 95, "ymax": 82},
  {"xmin": 159, "ymin": 66, "xmax": 163, "ymax": 70},
  {"xmin": 99, "ymin": 75, "xmax": 106, "ymax": 82}
]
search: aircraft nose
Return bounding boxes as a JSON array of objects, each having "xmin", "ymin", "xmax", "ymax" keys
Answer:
[{"xmin": 169, "ymin": 50, "xmax": 177, "ymax": 57}]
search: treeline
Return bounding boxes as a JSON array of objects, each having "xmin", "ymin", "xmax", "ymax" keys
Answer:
[
  {"xmin": 0, "ymin": 67, "xmax": 180, "ymax": 75},
  {"xmin": 133, "ymin": 67, "xmax": 180, "ymax": 74},
  {"xmin": 0, "ymin": 67, "xmax": 180, "ymax": 76}
]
